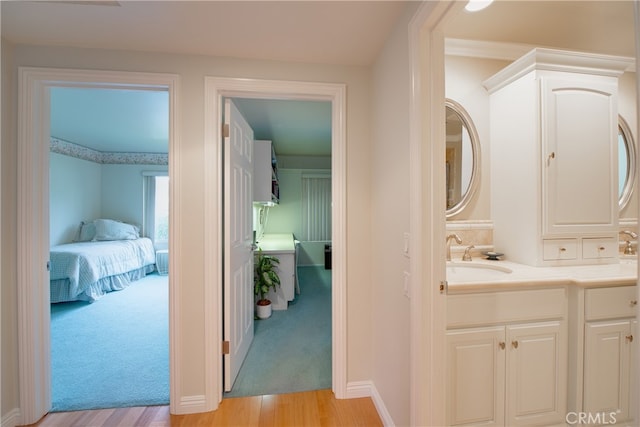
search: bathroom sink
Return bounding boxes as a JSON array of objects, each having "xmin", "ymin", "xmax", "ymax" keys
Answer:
[{"xmin": 446, "ymin": 261, "xmax": 513, "ymax": 281}]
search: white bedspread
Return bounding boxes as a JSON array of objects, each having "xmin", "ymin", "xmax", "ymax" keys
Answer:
[{"xmin": 50, "ymin": 238, "xmax": 156, "ymax": 301}]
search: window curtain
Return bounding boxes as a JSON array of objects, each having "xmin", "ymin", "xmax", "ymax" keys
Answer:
[{"xmin": 301, "ymin": 174, "xmax": 332, "ymax": 242}]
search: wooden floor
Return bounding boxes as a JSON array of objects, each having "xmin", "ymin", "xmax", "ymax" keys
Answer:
[{"xmin": 27, "ymin": 389, "xmax": 383, "ymax": 427}]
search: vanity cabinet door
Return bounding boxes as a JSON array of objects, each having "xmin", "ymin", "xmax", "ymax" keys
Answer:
[
  {"xmin": 506, "ymin": 321, "xmax": 567, "ymax": 426},
  {"xmin": 446, "ymin": 327, "xmax": 506, "ymax": 426},
  {"xmin": 583, "ymin": 320, "xmax": 633, "ymax": 422},
  {"xmin": 541, "ymin": 75, "xmax": 618, "ymax": 236}
]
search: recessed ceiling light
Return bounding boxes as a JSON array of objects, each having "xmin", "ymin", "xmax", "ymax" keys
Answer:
[{"xmin": 465, "ymin": 0, "xmax": 494, "ymax": 12}]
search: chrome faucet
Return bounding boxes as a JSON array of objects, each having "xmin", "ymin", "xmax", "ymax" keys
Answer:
[
  {"xmin": 446, "ymin": 233, "xmax": 462, "ymax": 261},
  {"xmin": 462, "ymin": 245, "xmax": 475, "ymax": 261},
  {"xmin": 621, "ymin": 230, "xmax": 638, "ymax": 255}
]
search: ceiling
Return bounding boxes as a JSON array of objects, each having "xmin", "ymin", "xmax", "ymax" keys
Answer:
[
  {"xmin": 444, "ymin": 1, "xmax": 635, "ymax": 58},
  {"xmin": 5, "ymin": 1, "xmax": 637, "ymax": 156}
]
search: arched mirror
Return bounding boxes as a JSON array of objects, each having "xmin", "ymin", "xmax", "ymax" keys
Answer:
[
  {"xmin": 446, "ymin": 99, "xmax": 480, "ymax": 217},
  {"xmin": 618, "ymin": 115, "xmax": 636, "ymax": 211}
]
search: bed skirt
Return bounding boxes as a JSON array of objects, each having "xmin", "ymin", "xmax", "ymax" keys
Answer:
[{"xmin": 50, "ymin": 264, "xmax": 156, "ymax": 303}]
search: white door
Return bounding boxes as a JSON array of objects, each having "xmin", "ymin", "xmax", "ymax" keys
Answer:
[{"xmin": 223, "ymin": 99, "xmax": 255, "ymax": 392}]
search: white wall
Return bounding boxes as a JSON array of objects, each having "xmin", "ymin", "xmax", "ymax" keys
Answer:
[
  {"xmin": 2, "ymin": 42, "xmax": 374, "ymax": 419},
  {"xmin": 1, "ymin": 38, "xmax": 18, "ymax": 421},
  {"xmin": 370, "ymin": 2, "xmax": 419, "ymax": 425},
  {"xmin": 265, "ymin": 168, "xmax": 331, "ymax": 266},
  {"xmin": 101, "ymin": 163, "xmax": 168, "ymax": 228},
  {"xmin": 49, "ymin": 153, "xmax": 168, "ymax": 246},
  {"xmin": 49, "ymin": 152, "xmax": 102, "ymax": 245}
]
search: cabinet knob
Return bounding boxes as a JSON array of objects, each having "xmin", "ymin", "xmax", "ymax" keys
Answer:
[
  {"xmin": 511, "ymin": 340, "xmax": 519, "ymax": 349},
  {"xmin": 559, "ymin": 247, "xmax": 567, "ymax": 252},
  {"xmin": 630, "ymin": 300, "xmax": 638, "ymax": 307},
  {"xmin": 626, "ymin": 335, "xmax": 634, "ymax": 343},
  {"xmin": 598, "ymin": 246, "xmax": 605, "ymax": 251},
  {"xmin": 498, "ymin": 342, "xmax": 506, "ymax": 350}
]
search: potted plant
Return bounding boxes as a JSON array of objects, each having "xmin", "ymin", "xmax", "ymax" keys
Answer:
[{"xmin": 254, "ymin": 249, "xmax": 281, "ymax": 319}]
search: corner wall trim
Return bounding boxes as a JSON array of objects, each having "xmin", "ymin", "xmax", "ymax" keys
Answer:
[
  {"xmin": 1, "ymin": 408, "xmax": 21, "ymax": 427},
  {"xmin": 346, "ymin": 381, "xmax": 394, "ymax": 426}
]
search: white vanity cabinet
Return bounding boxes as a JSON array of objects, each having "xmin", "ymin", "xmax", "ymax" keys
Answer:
[
  {"xmin": 484, "ymin": 49, "xmax": 631, "ymax": 267},
  {"xmin": 581, "ymin": 286, "xmax": 637, "ymax": 424},
  {"xmin": 446, "ymin": 288, "xmax": 568, "ymax": 426}
]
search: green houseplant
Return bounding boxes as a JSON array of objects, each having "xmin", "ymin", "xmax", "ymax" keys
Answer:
[{"xmin": 254, "ymin": 249, "xmax": 281, "ymax": 319}]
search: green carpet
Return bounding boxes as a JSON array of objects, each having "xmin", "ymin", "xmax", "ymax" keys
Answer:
[
  {"xmin": 224, "ymin": 265, "xmax": 332, "ymax": 397},
  {"xmin": 50, "ymin": 273, "xmax": 169, "ymax": 411}
]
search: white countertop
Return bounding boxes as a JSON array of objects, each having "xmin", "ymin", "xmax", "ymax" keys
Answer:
[
  {"xmin": 256, "ymin": 233, "xmax": 295, "ymax": 254},
  {"xmin": 447, "ymin": 258, "xmax": 638, "ymax": 293}
]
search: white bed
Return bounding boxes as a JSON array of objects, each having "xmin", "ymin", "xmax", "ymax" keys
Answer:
[{"xmin": 49, "ymin": 219, "xmax": 157, "ymax": 303}]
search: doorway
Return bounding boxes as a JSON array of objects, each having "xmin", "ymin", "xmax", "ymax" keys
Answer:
[
  {"xmin": 222, "ymin": 96, "xmax": 333, "ymax": 396},
  {"xmin": 16, "ymin": 68, "xmax": 179, "ymax": 424},
  {"xmin": 203, "ymin": 77, "xmax": 348, "ymax": 403},
  {"xmin": 48, "ymin": 86, "xmax": 170, "ymax": 410}
]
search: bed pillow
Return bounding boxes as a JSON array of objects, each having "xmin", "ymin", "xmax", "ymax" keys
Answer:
[
  {"xmin": 94, "ymin": 219, "xmax": 140, "ymax": 241},
  {"xmin": 74, "ymin": 220, "xmax": 97, "ymax": 242}
]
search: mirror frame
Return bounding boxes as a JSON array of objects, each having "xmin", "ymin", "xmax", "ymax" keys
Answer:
[
  {"xmin": 619, "ymin": 115, "xmax": 636, "ymax": 211},
  {"xmin": 445, "ymin": 98, "xmax": 481, "ymax": 218}
]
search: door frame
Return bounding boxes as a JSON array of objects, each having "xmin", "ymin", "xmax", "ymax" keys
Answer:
[
  {"xmin": 16, "ymin": 67, "xmax": 179, "ymax": 425},
  {"xmin": 203, "ymin": 77, "xmax": 347, "ymax": 403},
  {"xmin": 408, "ymin": 1, "xmax": 463, "ymax": 425}
]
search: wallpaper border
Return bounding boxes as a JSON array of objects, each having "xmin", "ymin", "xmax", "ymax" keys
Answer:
[{"xmin": 50, "ymin": 137, "xmax": 168, "ymax": 165}]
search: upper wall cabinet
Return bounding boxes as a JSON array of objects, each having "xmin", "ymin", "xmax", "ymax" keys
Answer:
[
  {"xmin": 254, "ymin": 140, "xmax": 280, "ymax": 205},
  {"xmin": 484, "ymin": 48, "xmax": 632, "ymax": 267}
]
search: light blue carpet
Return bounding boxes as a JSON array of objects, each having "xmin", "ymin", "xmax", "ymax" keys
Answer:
[
  {"xmin": 50, "ymin": 273, "xmax": 169, "ymax": 412},
  {"xmin": 224, "ymin": 265, "xmax": 332, "ymax": 398}
]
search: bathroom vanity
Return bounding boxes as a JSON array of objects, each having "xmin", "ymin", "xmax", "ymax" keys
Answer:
[
  {"xmin": 256, "ymin": 233, "xmax": 296, "ymax": 310},
  {"xmin": 444, "ymin": 47, "xmax": 638, "ymax": 427},
  {"xmin": 445, "ymin": 260, "xmax": 637, "ymax": 427}
]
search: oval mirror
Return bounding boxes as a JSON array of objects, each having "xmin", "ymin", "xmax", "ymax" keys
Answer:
[
  {"xmin": 618, "ymin": 115, "xmax": 636, "ymax": 211},
  {"xmin": 446, "ymin": 99, "xmax": 480, "ymax": 217}
]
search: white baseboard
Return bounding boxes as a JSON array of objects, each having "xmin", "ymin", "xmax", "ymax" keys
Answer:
[
  {"xmin": 1, "ymin": 408, "xmax": 20, "ymax": 427},
  {"xmin": 171, "ymin": 395, "xmax": 208, "ymax": 415},
  {"xmin": 346, "ymin": 381, "xmax": 394, "ymax": 426}
]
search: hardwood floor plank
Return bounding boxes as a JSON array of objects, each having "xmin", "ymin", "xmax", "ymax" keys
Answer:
[
  {"xmin": 27, "ymin": 389, "xmax": 382, "ymax": 427},
  {"xmin": 257, "ymin": 394, "xmax": 276, "ymax": 427}
]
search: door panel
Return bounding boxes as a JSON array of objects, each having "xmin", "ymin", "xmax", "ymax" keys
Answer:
[
  {"xmin": 223, "ymin": 99, "xmax": 255, "ymax": 392},
  {"xmin": 446, "ymin": 326, "xmax": 505, "ymax": 426},
  {"xmin": 506, "ymin": 321, "xmax": 566, "ymax": 426}
]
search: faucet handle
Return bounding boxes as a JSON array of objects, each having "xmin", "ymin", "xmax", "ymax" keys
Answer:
[{"xmin": 462, "ymin": 245, "xmax": 475, "ymax": 261}]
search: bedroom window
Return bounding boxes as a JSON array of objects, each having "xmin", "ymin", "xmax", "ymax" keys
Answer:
[
  {"xmin": 143, "ymin": 173, "xmax": 169, "ymax": 250},
  {"xmin": 301, "ymin": 174, "xmax": 331, "ymax": 242}
]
